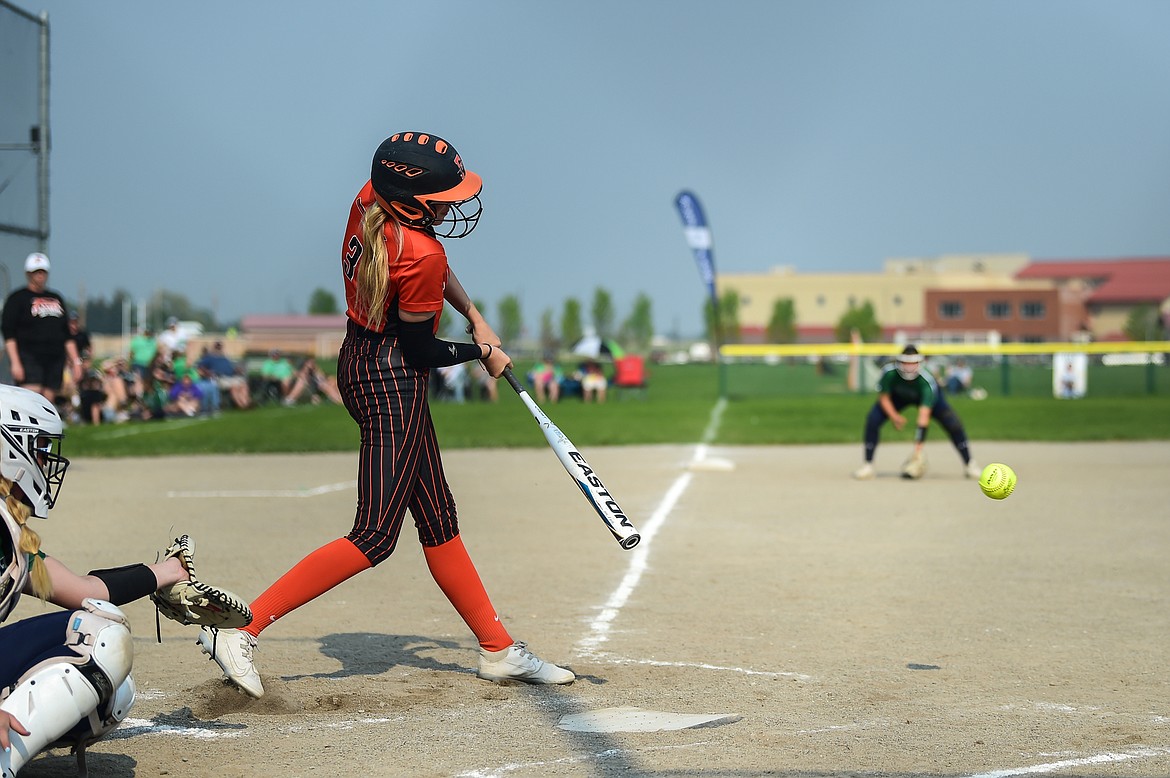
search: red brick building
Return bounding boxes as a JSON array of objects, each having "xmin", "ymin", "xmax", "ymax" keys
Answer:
[
  {"xmin": 923, "ymin": 287, "xmax": 1064, "ymax": 342},
  {"xmin": 1015, "ymin": 258, "xmax": 1170, "ymax": 341},
  {"xmin": 722, "ymin": 255, "xmax": 1170, "ymax": 344}
]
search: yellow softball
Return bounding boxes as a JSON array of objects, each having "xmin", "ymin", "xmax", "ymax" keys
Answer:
[{"xmin": 979, "ymin": 463, "xmax": 1017, "ymax": 500}]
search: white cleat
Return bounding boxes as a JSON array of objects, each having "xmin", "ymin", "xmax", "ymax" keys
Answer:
[
  {"xmin": 965, "ymin": 460, "xmax": 982, "ymax": 479},
  {"xmin": 477, "ymin": 642, "xmax": 575, "ymax": 685},
  {"xmin": 852, "ymin": 462, "xmax": 876, "ymax": 480},
  {"xmin": 198, "ymin": 627, "xmax": 264, "ymax": 698}
]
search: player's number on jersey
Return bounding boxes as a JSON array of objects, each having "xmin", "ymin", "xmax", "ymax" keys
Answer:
[{"xmin": 343, "ymin": 235, "xmax": 362, "ymax": 279}]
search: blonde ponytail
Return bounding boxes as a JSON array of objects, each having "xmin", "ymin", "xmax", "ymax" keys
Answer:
[
  {"xmin": 357, "ymin": 202, "xmax": 403, "ymax": 331},
  {"xmin": 0, "ymin": 478, "xmax": 51, "ymax": 600}
]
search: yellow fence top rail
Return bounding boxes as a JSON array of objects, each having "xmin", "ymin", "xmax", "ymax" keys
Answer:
[{"xmin": 721, "ymin": 341, "xmax": 1170, "ymax": 358}]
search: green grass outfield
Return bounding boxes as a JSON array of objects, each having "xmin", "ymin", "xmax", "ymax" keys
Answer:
[{"xmin": 65, "ymin": 364, "xmax": 1170, "ymax": 457}]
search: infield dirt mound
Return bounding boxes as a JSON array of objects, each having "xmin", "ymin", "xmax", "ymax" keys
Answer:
[{"xmin": 14, "ymin": 442, "xmax": 1170, "ymax": 777}]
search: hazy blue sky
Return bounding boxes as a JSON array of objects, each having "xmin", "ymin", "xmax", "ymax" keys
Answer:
[{"xmin": 4, "ymin": 0, "xmax": 1170, "ymax": 338}]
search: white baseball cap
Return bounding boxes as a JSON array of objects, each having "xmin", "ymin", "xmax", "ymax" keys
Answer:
[{"xmin": 24, "ymin": 252, "xmax": 50, "ymax": 272}]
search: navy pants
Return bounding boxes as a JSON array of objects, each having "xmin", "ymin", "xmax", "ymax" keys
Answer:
[
  {"xmin": 0, "ymin": 611, "xmax": 75, "ymax": 691},
  {"xmin": 863, "ymin": 394, "xmax": 971, "ymax": 464}
]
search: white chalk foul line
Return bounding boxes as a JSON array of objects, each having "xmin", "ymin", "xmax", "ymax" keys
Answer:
[
  {"xmin": 167, "ymin": 481, "xmax": 355, "ymax": 498},
  {"xmin": 575, "ymin": 399, "xmax": 725, "ymax": 658},
  {"xmin": 586, "ymin": 654, "xmax": 810, "ymax": 680},
  {"xmin": 963, "ymin": 746, "xmax": 1170, "ymax": 778},
  {"xmin": 575, "ymin": 470, "xmax": 690, "ymax": 657},
  {"xmin": 700, "ymin": 396, "xmax": 726, "ymax": 445}
]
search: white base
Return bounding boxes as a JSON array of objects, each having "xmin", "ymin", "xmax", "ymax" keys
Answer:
[{"xmin": 558, "ymin": 706, "xmax": 740, "ymax": 733}]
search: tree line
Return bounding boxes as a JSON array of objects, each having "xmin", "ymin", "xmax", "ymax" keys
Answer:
[
  {"xmin": 705, "ymin": 289, "xmax": 884, "ymax": 344},
  {"xmin": 69, "ymin": 285, "xmax": 894, "ymax": 350},
  {"xmin": 439, "ymin": 288, "xmax": 655, "ymax": 353},
  {"xmin": 77, "ymin": 285, "xmax": 1163, "ymax": 348},
  {"xmin": 71, "ymin": 286, "xmax": 659, "ymax": 352},
  {"xmin": 73, "ymin": 288, "xmax": 219, "ymax": 335}
]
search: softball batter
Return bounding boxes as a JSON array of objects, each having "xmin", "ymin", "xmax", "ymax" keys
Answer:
[{"xmin": 198, "ymin": 132, "xmax": 573, "ymax": 697}]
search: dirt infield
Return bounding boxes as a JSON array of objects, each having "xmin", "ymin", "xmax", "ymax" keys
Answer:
[{"xmin": 13, "ymin": 440, "xmax": 1170, "ymax": 777}]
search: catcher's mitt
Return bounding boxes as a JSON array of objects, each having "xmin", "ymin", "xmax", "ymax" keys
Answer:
[
  {"xmin": 901, "ymin": 450, "xmax": 928, "ymax": 480},
  {"xmin": 150, "ymin": 535, "xmax": 253, "ymax": 629}
]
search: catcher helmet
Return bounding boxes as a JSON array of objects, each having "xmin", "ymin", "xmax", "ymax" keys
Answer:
[
  {"xmin": 370, "ymin": 131, "xmax": 483, "ymax": 238},
  {"xmin": 895, "ymin": 345, "xmax": 924, "ymax": 381},
  {"xmin": 0, "ymin": 385, "xmax": 69, "ymax": 518}
]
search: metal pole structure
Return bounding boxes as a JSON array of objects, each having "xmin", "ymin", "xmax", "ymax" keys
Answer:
[
  {"xmin": 122, "ymin": 296, "xmax": 131, "ymax": 356},
  {"xmin": 713, "ymin": 293, "xmax": 726, "ymax": 398},
  {"xmin": 0, "ymin": 2, "xmax": 49, "ymax": 244},
  {"xmin": 37, "ymin": 11, "xmax": 50, "ymax": 251}
]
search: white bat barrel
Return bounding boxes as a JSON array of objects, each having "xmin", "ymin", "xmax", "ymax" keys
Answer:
[{"xmin": 502, "ymin": 369, "xmax": 641, "ymax": 550}]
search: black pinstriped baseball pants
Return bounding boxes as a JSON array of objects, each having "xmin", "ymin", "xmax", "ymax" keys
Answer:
[{"xmin": 337, "ymin": 324, "xmax": 460, "ymax": 565}]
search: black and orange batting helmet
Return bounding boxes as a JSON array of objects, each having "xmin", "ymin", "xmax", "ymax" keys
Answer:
[{"xmin": 370, "ymin": 132, "xmax": 483, "ymax": 238}]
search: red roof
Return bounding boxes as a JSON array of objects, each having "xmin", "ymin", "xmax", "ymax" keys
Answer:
[{"xmin": 1016, "ymin": 258, "xmax": 1170, "ymax": 304}]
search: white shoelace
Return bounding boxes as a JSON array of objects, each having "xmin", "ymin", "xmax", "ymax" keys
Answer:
[
  {"xmin": 511, "ymin": 641, "xmax": 542, "ymax": 666},
  {"xmin": 209, "ymin": 628, "xmax": 256, "ymax": 663}
]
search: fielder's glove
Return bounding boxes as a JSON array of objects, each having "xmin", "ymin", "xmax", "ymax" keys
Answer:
[
  {"xmin": 901, "ymin": 450, "xmax": 928, "ymax": 480},
  {"xmin": 150, "ymin": 535, "xmax": 253, "ymax": 629}
]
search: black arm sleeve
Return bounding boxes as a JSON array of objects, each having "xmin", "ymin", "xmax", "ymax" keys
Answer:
[
  {"xmin": 397, "ymin": 317, "xmax": 484, "ymax": 368},
  {"xmin": 88, "ymin": 563, "xmax": 159, "ymax": 605}
]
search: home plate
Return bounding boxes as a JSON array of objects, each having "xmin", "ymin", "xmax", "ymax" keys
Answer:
[
  {"xmin": 687, "ymin": 458, "xmax": 736, "ymax": 472},
  {"xmin": 558, "ymin": 706, "xmax": 741, "ymax": 732}
]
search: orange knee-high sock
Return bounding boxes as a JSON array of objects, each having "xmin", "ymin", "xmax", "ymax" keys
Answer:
[
  {"xmin": 243, "ymin": 538, "xmax": 372, "ymax": 637},
  {"xmin": 423, "ymin": 535, "xmax": 513, "ymax": 652}
]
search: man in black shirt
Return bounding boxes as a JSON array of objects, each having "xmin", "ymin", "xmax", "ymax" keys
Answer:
[{"xmin": 1, "ymin": 253, "xmax": 82, "ymax": 403}]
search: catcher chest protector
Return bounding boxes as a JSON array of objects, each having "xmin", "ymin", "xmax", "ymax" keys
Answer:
[
  {"xmin": 0, "ymin": 599, "xmax": 136, "ymax": 778},
  {"xmin": 0, "ymin": 509, "xmax": 28, "ymax": 624}
]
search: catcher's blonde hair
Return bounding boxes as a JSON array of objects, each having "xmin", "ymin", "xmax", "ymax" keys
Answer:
[
  {"xmin": 0, "ymin": 477, "xmax": 52, "ymax": 600},
  {"xmin": 357, "ymin": 201, "xmax": 404, "ymax": 332}
]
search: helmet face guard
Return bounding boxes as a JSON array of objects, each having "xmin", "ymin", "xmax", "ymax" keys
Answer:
[
  {"xmin": 370, "ymin": 132, "xmax": 483, "ymax": 238},
  {"xmin": 373, "ymin": 190, "xmax": 483, "ymax": 239},
  {"xmin": 896, "ymin": 353, "xmax": 923, "ymax": 380},
  {"xmin": 421, "ymin": 195, "xmax": 483, "ymax": 239},
  {"xmin": 0, "ymin": 386, "xmax": 70, "ymax": 518}
]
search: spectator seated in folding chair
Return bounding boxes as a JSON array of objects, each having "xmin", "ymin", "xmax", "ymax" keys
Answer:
[
  {"xmin": 258, "ymin": 350, "xmax": 295, "ymax": 404},
  {"xmin": 580, "ymin": 360, "xmax": 608, "ymax": 403},
  {"xmin": 528, "ymin": 355, "xmax": 563, "ymax": 403},
  {"xmin": 611, "ymin": 354, "xmax": 648, "ymax": 399}
]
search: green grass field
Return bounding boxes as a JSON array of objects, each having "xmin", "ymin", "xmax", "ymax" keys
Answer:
[{"xmin": 63, "ymin": 364, "xmax": 1170, "ymax": 458}]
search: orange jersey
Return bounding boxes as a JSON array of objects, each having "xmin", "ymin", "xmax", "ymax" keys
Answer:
[{"xmin": 342, "ymin": 181, "xmax": 447, "ymax": 334}]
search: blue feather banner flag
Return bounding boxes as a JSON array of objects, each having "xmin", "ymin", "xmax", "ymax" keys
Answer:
[{"xmin": 674, "ymin": 190, "xmax": 717, "ymax": 307}]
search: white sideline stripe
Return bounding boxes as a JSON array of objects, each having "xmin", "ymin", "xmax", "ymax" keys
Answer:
[
  {"xmin": 963, "ymin": 746, "xmax": 1170, "ymax": 778},
  {"xmin": 575, "ymin": 398, "xmax": 725, "ymax": 657},
  {"xmin": 167, "ymin": 481, "xmax": 355, "ymax": 498},
  {"xmin": 700, "ymin": 396, "xmax": 727, "ymax": 444},
  {"xmin": 575, "ymin": 471, "xmax": 690, "ymax": 656},
  {"xmin": 588, "ymin": 653, "xmax": 810, "ymax": 680}
]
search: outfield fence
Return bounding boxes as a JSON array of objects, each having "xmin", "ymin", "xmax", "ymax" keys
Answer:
[{"xmin": 717, "ymin": 341, "xmax": 1170, "ymax": 399}]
